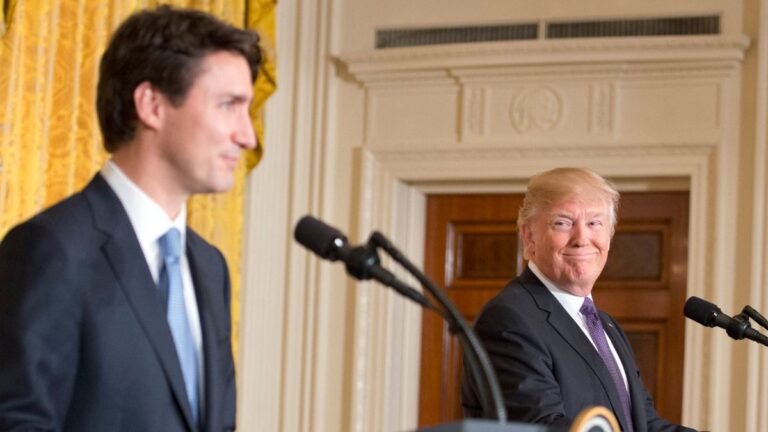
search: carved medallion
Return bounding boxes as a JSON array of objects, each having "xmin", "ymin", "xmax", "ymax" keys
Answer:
[{"xmin": 509, "ymin": 86, "xmax": 563, "ymax": 133}]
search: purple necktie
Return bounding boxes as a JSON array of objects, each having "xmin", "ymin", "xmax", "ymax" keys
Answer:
[{"xmin": 580, "ymin": 297, "xmax": 633, "ymax": 432}]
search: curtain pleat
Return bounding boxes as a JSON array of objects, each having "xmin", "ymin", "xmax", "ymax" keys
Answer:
[{"xmin": 0, "ymin": 0, "xmax": 276, "ymax": 363}]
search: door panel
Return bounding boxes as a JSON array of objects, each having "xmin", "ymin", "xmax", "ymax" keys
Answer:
[{"xmin": 417, "ymin": 191, "xmax": 689, "ymax": 428}]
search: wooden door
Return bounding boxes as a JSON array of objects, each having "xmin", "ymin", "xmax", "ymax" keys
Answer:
[{"xmin": 417, "ymin": 192, "xmax": 689, "ymax": 428}]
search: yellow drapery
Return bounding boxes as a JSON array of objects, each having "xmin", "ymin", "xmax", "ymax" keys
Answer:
[
  {"xmin": 0, "ymin": 3, "xmax": 6, "ymax": 36},
  {"xmin": 0, "ymin": 0, "xmax": 276, "ymax": 361}
]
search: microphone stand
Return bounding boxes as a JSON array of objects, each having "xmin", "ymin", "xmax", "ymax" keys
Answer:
[
  {"xmin": 343, "ymin": 240, "xmax": 435, "ymax": 309},
  {"xmin": 727, "ymin": 305, "xmax": 768, "ymax": 345},
  {"xmin": 369, "ymin": 231, "xmax": 508, "ymax": 423},
  {"xmin": 743, "ymin": 305, "xmax": 768, "ymax": 331}
]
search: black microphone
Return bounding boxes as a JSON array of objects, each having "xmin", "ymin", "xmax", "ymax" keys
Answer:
[
  {"xmin": 293, "ymin": 215, "xmax": 430, "ymax": 307},
  {"xmin": 293, "ymin": 214, "xmax": 348, "ymax": 261},
  {"xmin": 684, "ymin": 296, "xmax": 768, "ymax": 347}
]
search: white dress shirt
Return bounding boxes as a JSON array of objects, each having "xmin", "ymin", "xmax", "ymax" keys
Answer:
[
  {"xmin": 528, "ymin": 262, "xmax": 629, "ymax": 391},
  {"xmin": 101, "ymin": 161, "xmax": 206, "ymax": 410}
]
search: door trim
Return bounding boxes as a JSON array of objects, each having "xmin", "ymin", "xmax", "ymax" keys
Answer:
[{"xmin": 349, "ymin": 145, "xmax": 733, "ymax": 431}]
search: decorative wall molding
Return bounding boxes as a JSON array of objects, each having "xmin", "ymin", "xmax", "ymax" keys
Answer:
[
  {"xmin": 509, "ymin": 86, "xmax": 563, "ymax": 133},
  {"xmin": 339, "ymin": 33, "xmax": 749, "ymax": 432},
  {"xmin": 341, "ymin": 36, "xmax": 744, "ymax": 156},
  {"xmin": 590, "ymin": 83, "xmax": 614, "ymax": 134},
  {"xmin": 238, "ymin": 0, "xmax": 342, "ymax": 430},
  {"xmin": 354, "ymin": 143, "xmax": 720, "ymax": 430},
  {"xmin": 341, "ymin": 35, "xmax": 749, "ymax": 78},
  {"xmin": 371, "ymin": 144, "xmax": 716, "ymax": 163},
  {"xmin": 748, "ymin": 2, "xmax": 768, "ymax": 431}
]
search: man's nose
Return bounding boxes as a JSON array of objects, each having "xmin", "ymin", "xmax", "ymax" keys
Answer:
[
  {"xmin": 233, "ymin": 111, "xmax": 257, "ymax": 149},
  {"xmin": 570, "ymin": 222, "xmax": 590, "ymax": 246}
]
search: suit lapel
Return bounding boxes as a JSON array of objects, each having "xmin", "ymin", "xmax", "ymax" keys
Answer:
[
  {"xmin": 85, "ymin": 175, "xmax": 197, "ymax": 431},
  {"xmin": 186, "ymin": 231, "xmax": 229, "ymax": 432},
  {"xmin": 519, "ymin": 269, "xmax": 631, "ymax": 431}
]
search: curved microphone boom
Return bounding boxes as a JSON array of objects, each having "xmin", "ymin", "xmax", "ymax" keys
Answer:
[
  {"xmin": 369, "ymin": 231, "xmax": 508, "ymax": 422},
  {"xmin": 293, "ymin": 215, "xmax": 508, "ymax": 423},
  {"xmin": 683, "ymin": 296, "xmax": 768, "ymax": 347}
]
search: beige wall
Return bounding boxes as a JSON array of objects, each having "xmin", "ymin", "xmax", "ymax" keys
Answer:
[{"xmin": 238, "ymin": 1, "xmax": 768, "ymax": 431}]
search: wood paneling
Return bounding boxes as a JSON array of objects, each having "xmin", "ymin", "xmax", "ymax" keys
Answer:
[{"xmin": 418, "ymin": 194, "xmax": 524, "ymax": 427}]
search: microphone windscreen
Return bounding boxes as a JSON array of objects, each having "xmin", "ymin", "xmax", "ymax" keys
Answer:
[
  {"xmin": 684, "ymin": 296, "xmax": 719, "ymax": 327},
  {"xmin": 294, "ymin": 215, "xmax": 346, "ymax": 260}
]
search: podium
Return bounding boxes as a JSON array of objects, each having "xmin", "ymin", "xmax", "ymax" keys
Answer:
[
  {"xmin": 416, "ymin": 407, "xmax": 619, "ymax": 432},
  {"xmin": 416, "ymin": 419, "xmax": 565, "ymax": 431}
]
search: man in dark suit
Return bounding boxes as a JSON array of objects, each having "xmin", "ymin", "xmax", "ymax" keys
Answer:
[
  {"xmin": 0, "ymin": 6, "xmax": 261, "ymax": 431},
  {"xmin": 462, "ymin": 168, "xmax": 697, "ymax": 432}
]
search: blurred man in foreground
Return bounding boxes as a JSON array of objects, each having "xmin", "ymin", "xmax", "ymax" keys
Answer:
[{"xmin": 0, "ymin": 6, "xmax": 261, "ymax": 431}]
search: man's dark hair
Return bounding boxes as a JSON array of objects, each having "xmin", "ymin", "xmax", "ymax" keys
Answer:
[{"xmin": 97, "ymin": 5, "xmax": 262, "ymax": 152}]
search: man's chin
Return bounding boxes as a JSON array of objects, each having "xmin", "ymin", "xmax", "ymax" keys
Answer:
[
  {"xmin": 217, "ymin": 181, "xmax": 235, "ymax": 193},
  {"xmin": 561, "ymin": 271, "xmax": 600, "ymax": 291},
  {"xmin": 197, "ymin": 179, "xmax": 235, "ymax": 195}
]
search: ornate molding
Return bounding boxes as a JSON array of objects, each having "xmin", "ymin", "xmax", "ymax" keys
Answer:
[
  {"xmin": 465, "ymin": 87, "xmax": 486, "ymax": 136},
  {"xmin": 371, "ymin": 144, "xmax": 714, "ymax": 164},
  {"xmin": 339, "ymin": 35, "xmax": 750, "ymax": 82},
  {"xmin": 509, "ymin": 86, "xmax": 563, "ymax": 133},
  {"xmin": 590, "ymin": 84, "xmax": 614, "ymax": 134},
  {"xmin": 367, "ymin": 139, "xmax": 717, "ymax": 158},
  {"xmin": 358, "ymin": 143, "xmax": 717, "ymax": 430},
  {"xmin": 357, "ymin": 70, "xmax": 456, "ymax": 87}
]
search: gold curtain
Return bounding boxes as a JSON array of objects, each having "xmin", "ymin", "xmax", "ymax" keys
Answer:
[
  {"xmin": 0, "ymin": 0, "xmax": 276, "ymax": 361},
  {"xmin": 0, "ymin": 2, "xmax": 6, "ymax": 37}
]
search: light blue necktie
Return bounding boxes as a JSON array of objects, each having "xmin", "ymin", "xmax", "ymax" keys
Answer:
[{"xmin": 159, "ymin": 228, "xmax": 199, "ymax": 425}]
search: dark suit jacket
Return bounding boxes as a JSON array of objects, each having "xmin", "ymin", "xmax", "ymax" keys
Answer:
[
  {"xmin": 462, "ymin": 268, "xmax": 695, "ymax": 432},
  {"xmin": 0, "ymin": 175, "xmax": 236, "ymax": 432}
]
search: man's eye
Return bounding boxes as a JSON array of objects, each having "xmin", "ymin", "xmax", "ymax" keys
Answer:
[
  {"xmin": 553, "ymin": 220, "xmax": 571, "ymax": 228},
  {"xmin": 221, "ymin": 101, "xmax": 236, "ymax": 110}
]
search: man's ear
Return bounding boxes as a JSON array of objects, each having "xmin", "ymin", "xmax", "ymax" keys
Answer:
[
  {"xmin": 521, "ymin": 224, "xmax": 534, "ymax": 259},
  {"xmin": 133, "ymin": 81, "xmax": 163, "ymax": 130}
]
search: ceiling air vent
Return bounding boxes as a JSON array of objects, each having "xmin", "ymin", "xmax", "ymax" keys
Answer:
[
  {"xmin": 374, "ymin": 15, "xmax": 720, "ymax": 49},
  {"xmin": 375, "ymin": 23, "xmax": 538, "ymax": 49},
  {"xmin": 547, "ymin": 15, "xmax": 719, "ymax": 39}
]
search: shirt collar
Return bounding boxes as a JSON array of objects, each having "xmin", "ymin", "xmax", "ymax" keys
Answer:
[
  {"xmin": 101, "ymin": 160, "xmax": 187, "ymax": 248},
  {"xmin": 528, "ymin": 261, "xmax": 592, "ymax": 317}
]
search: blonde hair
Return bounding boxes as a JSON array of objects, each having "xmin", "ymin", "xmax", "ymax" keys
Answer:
[{"xmin": 517, "ymin": 167, "xmax": 620, "ymax": 231}]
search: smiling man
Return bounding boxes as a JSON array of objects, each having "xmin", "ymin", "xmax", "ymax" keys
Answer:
[
  {"xmin": 461, "ymin": 168, "xmax": 696, "ymax": 432},
  {"xmin": 0, "ymin": 6, "xmax": 260, "ymax": 432}
]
